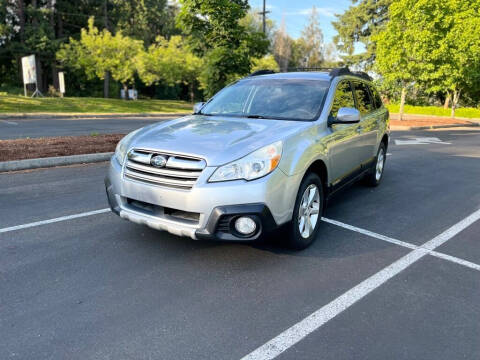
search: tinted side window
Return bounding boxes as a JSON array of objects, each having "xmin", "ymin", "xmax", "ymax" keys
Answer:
[
  {"xmin": 370, "ymin": 86, "xmax": 383, "ymax": 109},
  {"xmin": 353, "ymin": 81, "xmax": 374, "ymax": 115},
  {"xmin": 330, "ymin": 81, "xmax": 355, "ymax": 118}
]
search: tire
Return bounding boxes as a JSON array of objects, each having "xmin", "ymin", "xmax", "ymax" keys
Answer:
[
  {"xmin": 285, "ymin": 172, "xmax": 324, "ymax": 250},
  {"xmin": 364, "ymin": 142, "xmax": 386, "ymax": 187}
]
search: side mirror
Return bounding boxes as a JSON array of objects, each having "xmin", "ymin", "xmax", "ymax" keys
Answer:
[
  {"xmin": 193, "ymin": 102, "xmax": 205, "ymax": 114},
  {"xmin": 331, "ymin": 107, "xmax": 361, "ymax": 124}
]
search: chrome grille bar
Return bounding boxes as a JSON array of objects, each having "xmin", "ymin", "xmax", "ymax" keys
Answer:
[
  {"xmin": 126, "ymin": 162, "xmax": 200, "ymax": 179},
  {"xmin": 124, "ymin": 149, "xmax": 205, "ymax": 189}
]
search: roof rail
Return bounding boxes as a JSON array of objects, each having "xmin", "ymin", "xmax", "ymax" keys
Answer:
[
  {"xmin": 248, "ymin": 67, "xmax": 373, "ymax": 81},
  {"xmin": 249, "ymin": 69, "xmax": 276, "ymax": 77},
  {"xmin": 351, "ymin": 71, "xmax": 373, "ymax": 81},
  {"xmin": 329, "ymin": 67, "xmax": 372, "ymax": 81},
  {"xmin": 287, "ymin": 67, "xmax": 335, "ymax": 72}
]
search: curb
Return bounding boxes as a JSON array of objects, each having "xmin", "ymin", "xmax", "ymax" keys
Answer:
[
  {"xmin": 0, "ymin": 113, "xmax": 189, "ymax": 120},
  {"xmin": 391, "ymin": 123, "xmax": 480, "ymax": 131},
  {"xmin": 0, "ymin": 152, "xmax": 113, "ymax": 173},
  {"xmin": 389, "ymin": 113, "xmax": 480, "ymax": 123}
]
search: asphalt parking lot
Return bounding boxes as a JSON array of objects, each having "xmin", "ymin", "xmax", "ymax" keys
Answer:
[
  {"xmin": 1, "ymin": 128, "xmax": 479, "ymax": 360},
  {"xmin": 0, "ymin": 116, "xmax": 170, "ymax": 139}
]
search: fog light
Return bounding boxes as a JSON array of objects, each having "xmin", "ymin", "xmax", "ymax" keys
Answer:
[{"xmin": 235, "ymin": 216, "xmax": 257, "ymax": 235}]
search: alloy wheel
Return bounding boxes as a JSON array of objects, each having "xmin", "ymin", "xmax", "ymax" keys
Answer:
[
  {"xmin": 375, "ymin": 148, "xmax": 385, "ymax": 181},
  {"xmin": 298, "ymin": 184, "xmax": 320, "ymax": 238}
]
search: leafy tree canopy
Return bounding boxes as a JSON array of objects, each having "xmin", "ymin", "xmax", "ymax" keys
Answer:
[
  {"xmin": 57, "ymin": 18, "xmax": 143, "ymax": 91},
  {"xmin": 177, "ymin": 0, "xmax": 268, "ymax": 97},
  {"xmin": 333, "ymin": 0, "xmax": 392, "ymax": 69},
  {"xmin": 375, "ymin": 0, "xmax": 480, "ymax": 117}
]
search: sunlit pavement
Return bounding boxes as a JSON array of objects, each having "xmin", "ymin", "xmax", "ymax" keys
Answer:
[{"xmin": 1, "ymin": 128, "xmax": 479, "ymax": 360}]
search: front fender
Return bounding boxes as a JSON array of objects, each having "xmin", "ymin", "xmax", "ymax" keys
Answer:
[{"xmin": 279, "ymin": 125, "xmax": 328, "ymax": 177}]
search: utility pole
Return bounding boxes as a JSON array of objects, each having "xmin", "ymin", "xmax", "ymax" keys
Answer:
[{"xmin": 258, "ymin": 0, "xmax": 270, "ymax": 34}]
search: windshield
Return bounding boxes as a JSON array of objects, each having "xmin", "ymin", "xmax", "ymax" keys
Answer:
[{"xmin": 199, "ymin": 78, "xmax": 330, "ymax": 121}]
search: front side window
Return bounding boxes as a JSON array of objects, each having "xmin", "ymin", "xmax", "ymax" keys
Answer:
[
  {"xmin": 352, "ymin": 81, "xmax": 374, "ymax": 115},
  {"xmin": 330, "ymin": 81, "xmax": 355, "ymax": 118},
  {"xmin": 200, "ymin": 78, "xmax": 330, "ymax": 121}
]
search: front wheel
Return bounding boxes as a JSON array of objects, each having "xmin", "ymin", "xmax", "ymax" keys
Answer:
[
  {"xmin": 285, "ymin": 172, "xmax": 324, "ymax": 250},
  {"xmin": 364, "ymin": 143, "xmax": 386, "ymax": 187}
]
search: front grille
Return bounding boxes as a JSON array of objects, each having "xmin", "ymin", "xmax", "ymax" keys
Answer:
[{"xmin": 124, "ymin": 149, "xmax": 206, "ymax": 189}]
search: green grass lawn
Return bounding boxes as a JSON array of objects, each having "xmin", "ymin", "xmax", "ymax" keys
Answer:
[
  {"xmin": 386, "ymin": 104, "xmax": 480, "ymax": 119},
  {"xmin": 0, "ymin": 95, "xmax": 192, "ymax": 114}
]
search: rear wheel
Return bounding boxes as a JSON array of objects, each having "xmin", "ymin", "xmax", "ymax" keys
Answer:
[
  {"xmin": 364, "ymin": 142, "xmax": 386, "ymax": 187},
  {"xmin": 285, "ymin": 172, "xmax": 324, "ymax": 250}
]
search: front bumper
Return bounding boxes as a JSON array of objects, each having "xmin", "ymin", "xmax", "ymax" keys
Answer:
[{"xmin": 105, "ymin": 156, "xmax": 301, "ymax": 240}]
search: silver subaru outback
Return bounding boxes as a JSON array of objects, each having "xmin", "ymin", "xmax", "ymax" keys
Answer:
[{"xmin": 105, "ymin": 68, "xmax": 389, "ymax": 249}]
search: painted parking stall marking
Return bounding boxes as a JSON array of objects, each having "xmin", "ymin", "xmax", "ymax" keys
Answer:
[
  {"xmin": 0, "ymin": 208, "xmax": 110, "ymax": 234},
  {"xmin": 322, "ymin": 217, "xmax": 480, "ymax": 272},
  {"xmin": 240, "ymin": 208, "xmax": 480, "ymax": 360},
  {"xmin": 2, "ymin": 206, "xmax": 479, "ymax": 359},
  {"xmin": 0, "ymin": 119, "xmax": 19, "ymax": 125},
  {"xmin": 395, "ymin": 137, "xmax": 451, "ymax": 145},
  {"xmin": 2, "ymin": 207, "xmax": 479, "ymax": 273}
]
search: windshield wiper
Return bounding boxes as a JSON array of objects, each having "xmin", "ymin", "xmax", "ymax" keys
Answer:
[{"xmin": 246, "ymin": 114, "xmax": 266, "ymax": 119}]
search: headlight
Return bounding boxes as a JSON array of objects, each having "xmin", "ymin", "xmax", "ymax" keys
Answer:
[
  {"xmin": 209, "ymin": 141, "xmax": 282, "ymax": 182},
  {"xmin": 114, "ymin": 129, "xmax": 141, "ymax": 164}
]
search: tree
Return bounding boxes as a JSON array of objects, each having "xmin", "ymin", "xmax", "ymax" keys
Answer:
[
  {"xmin": 375, "ymin": 0, "xmax": 480, "ymax": 118},
  {"xmin": 1, "ymin": 0, "xmax": 178, "ymax": 97},
  {"xmin": 374, "ymin": 4, "xmax": 419, "ymax": 120},
  {"xmin": 333, "ymin": 0, "xmax": 391, "ymax": 69},
  {"xmin": 111, "ymin": 0, "xmax": 180, "ymax": 46},
  {"xmin": 0, "ymin": 0, "xmax": 113, "ymax": 93},
  {"xmin": 57, "ymin": 18, "xmax": 143, "ymax": 96},
  {"xmin": 289, "ymin": 38, "xmax": 308, "ymax": 69},
  {"xmin": 137, "ymin": 36, "xmax": 203, "ymax": 102},
  {"xmin": 413, "ymin": 0, "xmax": 480, "ymax": 117},
  {"xmin": 251, "ymin": 54, "xmax": 279, "ymax": 72},
  {"xmin": 300, "ymin": 6, "xmax": 324, "ymax": 68},
  {"xmin": 273, "ymin": 20, "xmax": 291, "ymax": 71},
  {"xmin": 323, "ymin": 42, "xmax": 342, "ymax": 68},
  {"xmin": 240, "ymin": 8, "xmax": 275, "ymax": 44},
  {"xmin": 177, "ymin": 0, "xmax": 268, "ymax": 97}
]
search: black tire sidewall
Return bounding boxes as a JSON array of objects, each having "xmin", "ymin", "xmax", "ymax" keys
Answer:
[
  {"xmin": 373, "ymin": 143, "xmax": 386, "ymax": 184},
  {"xmin": 365, "ymin": 143, "xmax": 386, "ymax": 186}
]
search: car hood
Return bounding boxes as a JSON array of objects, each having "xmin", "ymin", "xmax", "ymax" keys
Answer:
[{"xmin": 130, "ymin": 115, "xmax": 311, "ymax": 166}]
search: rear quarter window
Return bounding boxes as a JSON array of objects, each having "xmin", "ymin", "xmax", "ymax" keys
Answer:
[
  {"xmin": 352, "ymin": 81, "xmax": 375, "ymax": 115},
  {"xmin": 370, "ymin": 86, "xmax": 384, "ymax": 109}
]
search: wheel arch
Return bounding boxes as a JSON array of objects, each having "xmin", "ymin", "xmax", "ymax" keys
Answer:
[
  {"xmin": 305, "ymin": 159, "xmax": 328, "ymax": 204},
  {"xmin": 381, "ymin": 133, "xmax": 389, "ymax": 151}
]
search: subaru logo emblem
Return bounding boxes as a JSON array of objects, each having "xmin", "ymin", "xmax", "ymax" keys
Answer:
[{"xmin": 150, "ymin": 155, "xmax": 167, "ymax": 168}]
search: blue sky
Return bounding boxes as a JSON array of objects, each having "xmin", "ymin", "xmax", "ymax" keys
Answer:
[{"xmin": 248, "ymin": 0, "xmax": 353, "ymax": 44}]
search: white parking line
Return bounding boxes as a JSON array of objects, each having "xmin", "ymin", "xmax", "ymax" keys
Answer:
[
  {"xmin": 322, "ymin": 217, "xmax": 417, "ymax": 250},
  {"xmin": 429, "ymin": 250, "xmax": 480, "ymax": 272},
  {"xmin": 0, "ymin": 208, "xmax": 110, "ymax": 234},
  {"xmin": 322, "ymin": 217, "xmax": 480, "ymax": 272},
  {"xmin": 240, "ymin": 208, "xmax": 480, "ymax": 360},
  {"xmin": 0, "ymin": 120, "xmax": 18, "ymax": 125}
]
